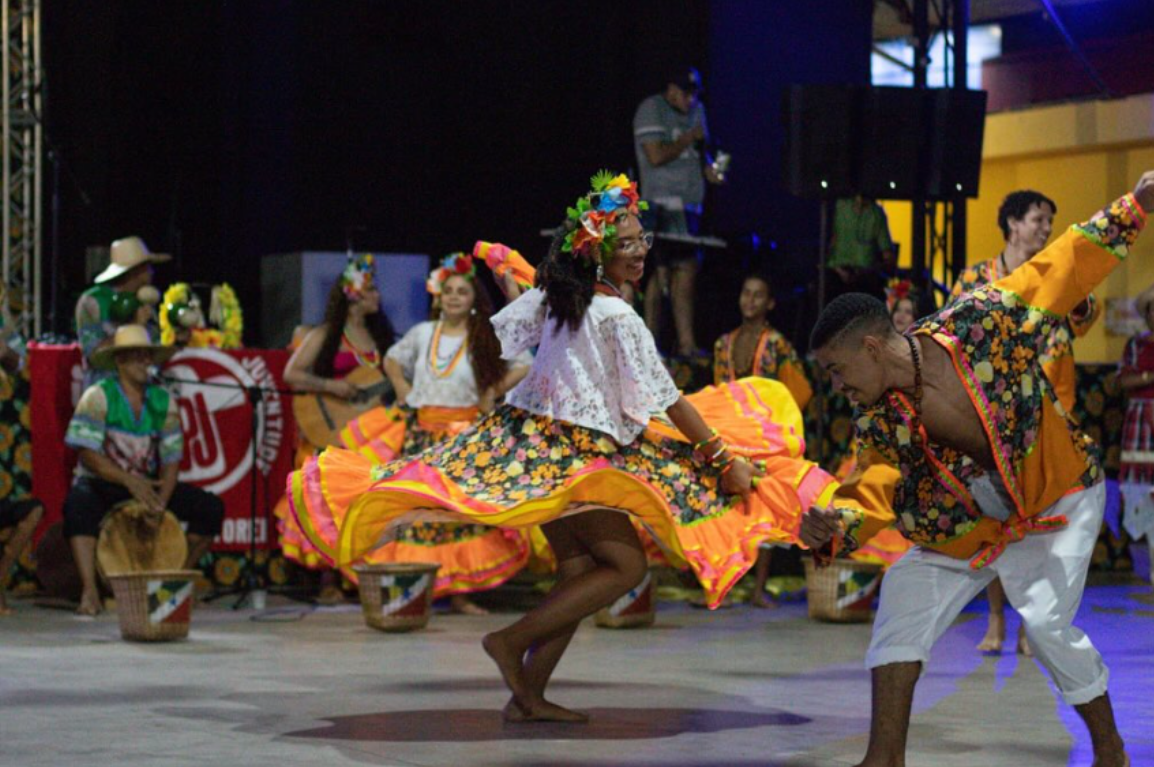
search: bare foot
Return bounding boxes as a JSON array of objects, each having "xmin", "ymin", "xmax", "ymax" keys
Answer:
[
  {"xmin": 451, "ymin": 595, "xmax": 489, "ymax": 615},
  {"xmin": 750, "ymin": 593, "xmax": 778, "ymax": 609},
  {"xmin": 1017, "ymin": 626, "xmax": 1033, "ymax": 657},
  {"xmin": 316, "ymin": 585, "xmax": 344, "ymax": 606},
  {"xmin": 503, "ymin": 696, "xmax": 589, "ymax": 724},
  {"xmin": 75, "ymin": 591, "xmax": 103, "ymax": 617},
  {"xmin": 502, "ymin": 698, "xmax": 527, "ymax": 723},
  {"xmin": 482, "ymin": 632, "xmax": 530, "ymax": 704},
  {"xmin": 1092, "ymin": 750, "xmax": 1129, "ymax": 767},
  {"xmin": 977, "ymin": 614, "xmax": 1005, "ymax": 653}
]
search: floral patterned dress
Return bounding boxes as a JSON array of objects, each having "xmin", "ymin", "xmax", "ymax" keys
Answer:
[{"xmin": 290, "ymin": 289, "xmax": 838, "ymax": 607}]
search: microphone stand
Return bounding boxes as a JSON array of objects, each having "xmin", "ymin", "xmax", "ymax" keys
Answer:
[{"xmin": 158, "ymin": 372, "xmax": 297, "ymax": 610}]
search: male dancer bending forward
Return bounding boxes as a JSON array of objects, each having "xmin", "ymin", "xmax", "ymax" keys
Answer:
[{"xmin": 800, "ymin": 174, "xmax": 1154, "ymax": 767}]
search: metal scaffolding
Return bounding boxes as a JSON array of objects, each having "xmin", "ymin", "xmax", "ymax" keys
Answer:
[{"xmin": 2, "ymin": 0, "xmax": 41, "ymax": 337}]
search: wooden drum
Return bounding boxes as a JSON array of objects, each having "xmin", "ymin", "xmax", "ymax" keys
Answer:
[{"xmin": 96, "ymin": 500, "xmax": 187, "ymax": 581}]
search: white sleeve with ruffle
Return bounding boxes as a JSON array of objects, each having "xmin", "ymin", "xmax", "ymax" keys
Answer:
[
  {"xmin": 492, "ymin": 288, "xmax": 547, "ymax": 361},
  {"xmin": 385, "ymin": 322, "xmax": 427, "ymax": 380},
  {"xmin": 603, "ymin": 311, "xmax": 681, "ymax": 427}
]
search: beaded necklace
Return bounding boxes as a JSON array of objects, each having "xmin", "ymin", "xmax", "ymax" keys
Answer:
[
  {"xmin": 427, "ymin": 321, "xmax": 468, "ymax": 379},
  {"xmin": 905, "ymin": 334, "xmax": 925, "ymax": 448},
  {"xmin": 342, "ymin": 330, "xmax": 380, "ymax": 368}
]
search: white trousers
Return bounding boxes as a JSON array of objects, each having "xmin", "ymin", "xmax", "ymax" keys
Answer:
[{"xmin": 866, "ymin": 482, "xmax": 1109, "ymax": 706}]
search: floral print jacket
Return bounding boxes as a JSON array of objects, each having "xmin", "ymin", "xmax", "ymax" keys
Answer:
[
  {"xmin": 950, "ymin": 256, "xmax": 1100, "ymax": 415},
  {"xmin": 833, "ymin": 194, "xmax": 1146, "ymax": 567},
  {"xmin": 713, "ymin": 326, "xmax": 813, "ymax": 411}
]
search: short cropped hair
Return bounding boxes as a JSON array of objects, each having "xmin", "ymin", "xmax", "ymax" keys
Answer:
[
  {"xmin": 742, "ymin": 272, "xmax": 773, "ymax": 295},
  {"xmin": 810, "ymin": 293, "xmax": 893, "ymax": 351},
  {"xmin": 998, "ymin": 190, "xmax": 1056, "ymax": 240}
]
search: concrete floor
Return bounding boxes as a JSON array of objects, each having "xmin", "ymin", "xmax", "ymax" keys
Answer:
[{"xmin": 1, "ymin": 584, "xmax": 1151, "ymax": 767}]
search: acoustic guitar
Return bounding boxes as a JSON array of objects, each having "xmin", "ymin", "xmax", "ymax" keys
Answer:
[{"xmin": 293, "ymin": 365, "xmax": 394, "ymax": 447}]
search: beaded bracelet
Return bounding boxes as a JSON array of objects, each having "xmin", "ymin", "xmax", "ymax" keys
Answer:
[{"xmin": 693, "ymin": 429, "xmax": 723, "ymax": 453}]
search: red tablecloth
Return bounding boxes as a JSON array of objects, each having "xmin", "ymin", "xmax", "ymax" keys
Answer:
[{"xmin": 30, "ymin": 344, "xmax": 296, "ymax": 551}]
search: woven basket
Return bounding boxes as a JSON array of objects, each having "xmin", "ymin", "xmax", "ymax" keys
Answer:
[
  {"xmin": 595, "ymin": 570, "xmax": 656, "ymax": 629},
  {"xmin": 353, "ymin": 562, "xmax": 440, "ymax": 633},
  {"xmin": 107, "ymin": 570, "xmax": 200, "ymax": 642},
  {"xmin": 804, "ymin": 558, "xmax": 883, "ymax": 623}
]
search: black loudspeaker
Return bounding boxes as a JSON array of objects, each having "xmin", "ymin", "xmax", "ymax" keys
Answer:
[
  {"xmin": 926, "ymin": 89, "xmax": 987, "ymax": 199},
  {"xmin": 783, "ymin": 84, "xmax": 861, "ymax": 199},
  {"xmin": 782, "ymin": 86, "xmax": 986, "ymax": 201},
  {"xmin": 859, "ymin": 86, "xmax": 926, "ymax": 200}
]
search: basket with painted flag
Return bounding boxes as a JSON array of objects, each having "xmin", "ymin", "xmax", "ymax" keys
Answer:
[
  {"xmin": 803, "ymin": 557, "xmax": 882, "ymax": 623},
  {"xmin": 107, "ymin": 569, "xmax": 200, "ymax": 641},
  {"xmin": 594, "ymin": 569, "xmax": 656, "ymax": 629},
  {"xmin": 352, "ymin": 562, "xmax": 441, "ymax": 632}
]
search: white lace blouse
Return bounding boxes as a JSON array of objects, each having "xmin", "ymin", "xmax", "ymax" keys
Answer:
[
  {"xmin": 492, "ymin": 288, "xmax": 681, "ymax": 444},
  {"xmin": 387, "ymin": 321, "xmax": 531, "ymax": 409}
]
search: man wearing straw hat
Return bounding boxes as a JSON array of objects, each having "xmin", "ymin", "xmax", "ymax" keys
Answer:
[
  {"xmin": 75, "ymin": 236, "xmax": 169, "ymax": 388},
  {"xmin": 62, "ymin": 325, "xmax": 224, "ymax": 616}
]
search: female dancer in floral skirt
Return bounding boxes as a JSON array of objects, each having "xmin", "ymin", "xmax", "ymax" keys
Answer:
[{"xmin": 290, "ymin": 172, "xmax": 837, "ymax": 721}]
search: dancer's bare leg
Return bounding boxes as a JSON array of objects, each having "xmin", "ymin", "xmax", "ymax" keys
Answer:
[
  {"xmin": 854, "ymin": 661, "xmax": 920, "ymax": 767},
  {"xmin": 504, "ymin": 554, "xmax": 596, "ymax": 722},
  {"xmin": 484, "ymin": 509, "xmax": 646, "ymax": 722},
  {"xmin": 671, "ymin": 261, "xmax": 698, "ymax": 356},
  {"xmin": 0, "ymin": 505, "xmax": 43, "ymax": 615},
  {"xmin": 977, "ymin": 577, "xmax": 1008, "ymax": 652},
  {"xmin": 184, "ymin": 533, "xmax": 213, "ymax": 571},
  {"xmin": 1075, "ymin": 693, "xmax": 1128, "ymax": 767},
  {"xmin": 69, "ymin": 535, "xmax": 103, "ymax": 616},
  {"xmin": 750, "ymin": 547, "xmax": 776, "ymax": 609}
]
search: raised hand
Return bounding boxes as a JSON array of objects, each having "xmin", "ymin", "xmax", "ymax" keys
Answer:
[{"xmin": 1133, "ymin": 171, "xmax": 1154, "ymax": 213}]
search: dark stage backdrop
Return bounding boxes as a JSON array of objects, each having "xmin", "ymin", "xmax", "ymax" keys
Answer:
[{"xmin": 43, "ymin": 1, "xmax": 869, "ymax": 347}]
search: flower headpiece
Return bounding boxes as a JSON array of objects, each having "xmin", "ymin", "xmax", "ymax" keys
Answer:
[
  {"xmin": 884, "ymin": 277, "xmax": 917, "ymax": 313},
  {"xmin": 341, "ymin": 254, "xmax": 375, "ymax": 299},
  {"xmin": 562, "ymin": 170, "xmax": 648, "ymax": 265},
  {"xmin": 426, "ymin": 252, "xmax": 476, "ymax": 296}
]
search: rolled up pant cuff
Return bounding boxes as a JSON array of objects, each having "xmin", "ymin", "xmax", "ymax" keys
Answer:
[
  {"xmin": 1060, "ymin": 667, "xmax": 1110, "ymax": 706},
  {"xmin": 865, "ymin": 645, "xmax": 928, "ymax": 670}
]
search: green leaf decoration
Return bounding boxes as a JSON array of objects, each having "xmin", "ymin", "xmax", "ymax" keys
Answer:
[
  {"xmin": 566, "ymin": 206, "xmax": 580, "ymax": 220},
  {"xmin": 576, "ymin": 197, "xmax": 592, "ymax": 213},
  {"xmin": 638, "ymin": 200, "xmax": 649, "ymax": 211},
  {"xmin": 561, "ymin": 239, "xmax": 573, "ymax": 253},
  {"xmin": 590, "ymin": 169, "xmax": 615, "ymax": 192}
]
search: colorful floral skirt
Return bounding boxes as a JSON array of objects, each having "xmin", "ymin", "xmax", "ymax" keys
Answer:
[
  {"xmin": 329, "ymin": 404, "xmax": 529, "ymax": 597},
  {"xmin": 290, "ymin": 378, "xmax": 837, "ymax": 607}
]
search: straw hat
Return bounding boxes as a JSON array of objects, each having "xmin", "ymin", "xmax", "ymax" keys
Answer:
[
  {"xmin": 93, "ymin": 236, "xmax": 171, "ymax": 284},
  {"xmin": 90, "ymin": 324, "xmax": 176, "ymax": 370}
]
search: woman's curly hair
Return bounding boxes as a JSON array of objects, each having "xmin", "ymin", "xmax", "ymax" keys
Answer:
[{"xmin": 537, "ymin": 218, "xmax": 599, "ymax": 334}]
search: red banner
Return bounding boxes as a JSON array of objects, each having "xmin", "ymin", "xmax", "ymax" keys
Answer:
[{"xmin": 30, "ymin": 344, "xmax": 296, "ymax": 551}]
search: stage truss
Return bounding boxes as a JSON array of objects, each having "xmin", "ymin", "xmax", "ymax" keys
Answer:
[{"xmin": 2, "ymin": 0, "xmax": 41, "ymax": 337}]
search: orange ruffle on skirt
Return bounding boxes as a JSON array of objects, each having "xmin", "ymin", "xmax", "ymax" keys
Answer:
[
  {"xmin": 290, "ymin": 378, "xmax": 838, "ymax": 608},
  {"xmin": 275, "ymin": 442, "xmax": 331, "ymax": 569},
  {"xmin": 328, "ymin": 404, "xmax": 529, "ymax": 597}
]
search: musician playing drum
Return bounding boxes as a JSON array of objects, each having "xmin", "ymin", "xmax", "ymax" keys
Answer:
[{"xmin": 62, "ymin": 325, "xmax": 224, "ymax": 617}]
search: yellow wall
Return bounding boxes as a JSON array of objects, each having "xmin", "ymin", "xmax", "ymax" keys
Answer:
[{"xmin": 881, "ymin": 92, "xmax": 1154, "ymax": 362}]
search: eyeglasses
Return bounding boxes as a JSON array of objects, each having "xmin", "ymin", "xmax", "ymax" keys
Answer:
[{"xmin": 619, "ymin": 232, "xmax": 655, "ymax": 256}]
